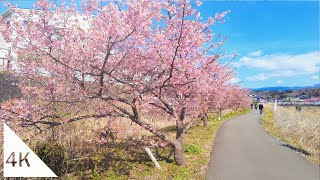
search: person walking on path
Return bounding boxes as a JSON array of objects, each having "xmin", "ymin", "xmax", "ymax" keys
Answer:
[{"xmin": 258, "ymin": 103, "xmax": 264, "ymax": 114}]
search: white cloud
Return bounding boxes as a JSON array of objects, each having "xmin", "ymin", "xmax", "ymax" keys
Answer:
[
  {"xmin": 276, "ymin": 80, "xmax": 283, "ymax": 84},
  {"xmin": 311, "ymin": 75, "xmax": 319, "ymax": 80},
  {"xmin": 236, "ymin": 51, "xmax": 320, "ymax": 81},
  {"xmin": 246, "ymin": 73, "xmax": 267, "ymax": 81},
  {"xmin": 230, "ymin": 77, "xmax": 241, "ymax": 84},
  {"xmin": 248, "ymin": 50, "xmax": 262, "ymax": 57}
]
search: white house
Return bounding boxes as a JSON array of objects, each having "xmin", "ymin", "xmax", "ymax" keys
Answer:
[{"xmin": 0, "ymin": 10, "xmax": 12, "ymax": 70}]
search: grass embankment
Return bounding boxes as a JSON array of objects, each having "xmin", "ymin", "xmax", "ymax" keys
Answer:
[
  {"xmin": 261, "ymin": 106, "xmax": 320, "ymax": 165},
  {"xmin": 260, "ymin": 110, "xmax": 287, "ymax": 142},
  {"xmin": 65, "ymin": 108, "xmax": 249, "ymax": 179}
]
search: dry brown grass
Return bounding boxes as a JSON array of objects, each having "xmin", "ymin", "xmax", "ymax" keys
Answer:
[
  {"xmin": 0, "ymin": 112, "xmax": 191, "ymax": 171},
  {"xmin": 263, "ymin": 104, "xmax": 320, "ymax": 164}
]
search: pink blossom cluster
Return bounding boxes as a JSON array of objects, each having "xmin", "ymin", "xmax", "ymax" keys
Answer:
[{"xmin": 0, "ymin": 0, "xmax": 250, "ymax": 164}]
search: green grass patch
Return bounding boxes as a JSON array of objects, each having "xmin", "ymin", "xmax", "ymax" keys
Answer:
[{"xmin": 183, "ymin": 144, "xmax": 201, "ymax": 155}]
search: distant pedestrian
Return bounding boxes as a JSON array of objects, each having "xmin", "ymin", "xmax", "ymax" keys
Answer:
[
  {"xmin": 258, "ymin": 103, "xmax": 264, "ymax": 114},
  {"xmin": 250, "ymin": 103, "xmax": 253, "ymax": 109},
  {"xmin": 254, "ymin": 104, "xmax": 257, "ymax": 110}
]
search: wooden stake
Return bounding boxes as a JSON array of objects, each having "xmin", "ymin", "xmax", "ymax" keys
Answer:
[{"xmin": 144, "ymin": 147, "xmax": 161, "ymax": 169}]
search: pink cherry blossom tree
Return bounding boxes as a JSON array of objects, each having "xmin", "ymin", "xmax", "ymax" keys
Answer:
[
  {"xmin": 0, "ymin": 0, "xmax": 244, "ymax": 165},
  {"xmin": 205, "ymin": 83, "xmax": 251, "ymax": 120}
]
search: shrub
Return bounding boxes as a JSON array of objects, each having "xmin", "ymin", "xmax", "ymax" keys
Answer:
[
  {"xmin": 91, "ymin": 164, "xmax": 102, "ymax": 180},
  {"xmin": 183, "ymin": 144, "xmax": 201, "ymax": 155},
  {"xmin": 34, "ymin": 141, "xmax": 66, "ymax": 176},
  {"xmin": 295, "ymin": 104, "xmax": 302, "ymax": 111}
]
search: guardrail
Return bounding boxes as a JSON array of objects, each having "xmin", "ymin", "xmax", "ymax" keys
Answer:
[{"xmin": 277, "ymin": 102, "xmax": 320, "ymax": 106}]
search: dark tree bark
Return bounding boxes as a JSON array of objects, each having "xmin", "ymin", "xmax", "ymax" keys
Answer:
[
  {"xmin": 173, "ymin": 107, "xmax": 186, "ymax": 165},
  {"xmin": 173, "ymin": 140, "xmax": 184, "ymax": 165},
  {"xmin": 130, "ymin": 105, "xmax": 186, "ymax": 165},
  {"xmin": 202, "ymin": 113, "xmax": 208, "ymax": 127}
]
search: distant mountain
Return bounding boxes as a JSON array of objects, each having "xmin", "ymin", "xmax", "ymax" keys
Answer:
[{"xmin": 251, "ymin": 84, "xmax": 320, "ymax": 92}]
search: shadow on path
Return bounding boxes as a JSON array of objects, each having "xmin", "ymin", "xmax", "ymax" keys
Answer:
[{"xmin": 281, "ymin": 143, "xmax": 311, "ymax": 156}]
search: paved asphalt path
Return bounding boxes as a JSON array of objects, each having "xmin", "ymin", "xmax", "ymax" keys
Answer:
[{"xmin": 206, "ymin": 110, "xmax": 319, "ymax": 180}]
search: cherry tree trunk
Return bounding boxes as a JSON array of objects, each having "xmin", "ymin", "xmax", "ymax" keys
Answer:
[
  {"xmin": 174, "ymin": 127, "xmax": 185, "ymax": 165},
  {"xmin": 173, "ymin": 107, "xmax": 186, "ymax": 165},
  {"xmin": 218, "ymin": 108, "xmax": 222, "ymax": 120},
  {"xmin": 202, "ymin": 113, "xmax": 208, "ymax": 127},
  {"xmin": 130, "ymin": 106, "xmax": 186, "ymax": 165},
  {"xmin": 173, "ymin": 140, "xmax": 184, "ymax": 165}
]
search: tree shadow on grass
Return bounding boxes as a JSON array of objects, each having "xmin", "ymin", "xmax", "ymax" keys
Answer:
[
  {"xmin": 281, "ymin": 143, "xmax": 311, "ymax": 156},
  {"xmin": 66, "ymin": 140, "xmax": 174, "ymax": 178}
]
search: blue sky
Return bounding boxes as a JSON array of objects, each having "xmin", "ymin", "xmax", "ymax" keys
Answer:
[
  {"xmin": 196, "ymin": 1, "xmax": 319, "ymax": 88},
  {"xmin": 1, "ymin": 0, "xmax": 319, "ymax": 88}
]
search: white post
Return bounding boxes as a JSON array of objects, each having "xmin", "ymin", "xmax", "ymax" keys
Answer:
[
  {"xmin": 274, "ymin": 99, "xmax": 277, "ymax": 112},
  {"xmin": 144, "ymin": 147, "xmax": 161, "ymax": 169}
]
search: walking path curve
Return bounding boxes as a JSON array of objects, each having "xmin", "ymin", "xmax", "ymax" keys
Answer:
[{"xmin": 206, "ymin": 110, "xmax": 319, "ymax": 180}]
